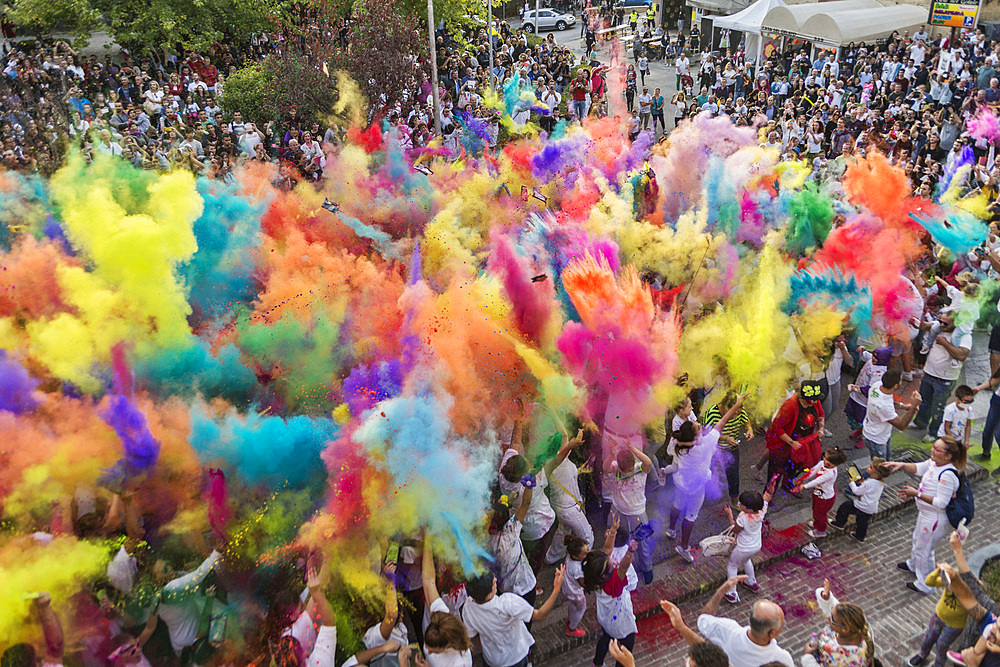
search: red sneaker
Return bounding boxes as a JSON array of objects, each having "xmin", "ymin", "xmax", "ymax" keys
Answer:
[{"xmin": 566, "ymin": 625, "xmax": 586, "ymax": 637}]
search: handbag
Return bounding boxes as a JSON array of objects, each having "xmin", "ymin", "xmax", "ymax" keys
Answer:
[{"xmin": 699, "ymin": 525, "xmax": 735, "ymax": 557}]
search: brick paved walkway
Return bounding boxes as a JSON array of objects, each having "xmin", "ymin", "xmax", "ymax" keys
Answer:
[{"xmin": 539, "ymin": 477, "xmax": 1000, "ymax": 667}]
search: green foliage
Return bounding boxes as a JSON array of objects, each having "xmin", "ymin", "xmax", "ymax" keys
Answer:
[
  {"xmin": 6, "ymin": 0, "xmax": 101, "ymax": 43},
  {"xmin": 222, "ymin": 54, "xmax": 342, "ymax": 126},
  {"xmin": 220, "ymin": 62, "xmax": 278, "ymax": 125}
]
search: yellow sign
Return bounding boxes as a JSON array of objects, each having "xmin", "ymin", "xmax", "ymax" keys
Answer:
[{"xmin": 929, "ymin": 0, "xmax": 979, "ymax": 28}]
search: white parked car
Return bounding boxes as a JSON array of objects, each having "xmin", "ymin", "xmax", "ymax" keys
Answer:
[{"xmin": 521, "ymin": 8, "xmax": 576, "ymax": 32}]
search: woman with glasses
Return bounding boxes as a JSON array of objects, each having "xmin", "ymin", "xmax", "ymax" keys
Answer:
[{"xmin": 885, "ymin": 436, "xmax": 967, "ymax": 594}]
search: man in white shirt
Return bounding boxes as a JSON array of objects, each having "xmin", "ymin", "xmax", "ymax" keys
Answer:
[
  {"xmin": 909, "ymin": 40, "xmax": 927, "ymax": 65},
  {"xmin": 675, "ymin": 53, "xmax": 690, "ymax": 89},
  {"xmin": 694, "ymin": 577, "xmax": 795, "ymax": 666},
  {"xmin": 637, "ymin": 87, "xmax": 653, "ymax": 130},
  {"xmin": 96, "ymin": 129, "xmax": 123, "ymax": 156},
  {"xmin": 913, "ymin": 313, "xmax": 972, "ymax": 440},
  {"xmin": 860, "ymin": 369, "xmax": 922, "ymax": 460},
  {"xmin": 914, "ymin": 25, "xmax": 930, "ymax": 42},
  {"xmin": 461, "ymin": 567, "xmax": 564, "ymax": 667}
]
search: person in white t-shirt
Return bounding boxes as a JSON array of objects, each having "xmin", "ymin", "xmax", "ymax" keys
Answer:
[
  {"xmin": 602, "ymin": 430, "xmax": 654, "ymax": 583},
  {"xmin": 398, "ymin": 538, "xmax": 473, "ymax": 667},
  {"xmin": 830, "ymin": 458, "xmax": 890, "ymax": 542},
  {"xmin": 560, "ymin": 534, "xmax": 590, "ymax": 637},
  {"xmin": 461, "ymin": 563, "xmax": 564, "ymax": 667},
  {"xmin": 499, "ymin": 411, "xmax": 556, "ymax": 573},
  {"xmin": 722, "ymin": 482, "xmax": 775, "ymax": 604},
  {"xmin": 913, "ymin": 313, "xmax": 973, "ymax": 440},
  {"xmin": 274, "ymin": 559, "xmax": 388, "ymax": 667},
  {"xmin": 794, "ymin": 446, "xmax": 848, "ymax": 539},
  {"xmin": 581, "ymin": 514, "xmax": 639, "ymax": 667},
  {"xmin": 341, "ymin": 570, "xmax": 408, "ymax": 667},
  {"xmin": 938, "ymin": 385, "xmax": 974, "ymax": 449},
  {"xmin": 487, "ymin": 481, "xmax": 537, "ymax": 601},
  {"xmin": 856, "ymin": 369, "xmax": 922, "ymax": 460},
  {"xmin": 694, "ymin": 577, "xmax": 795, "ymax": 667},
  {"xmin": 822, "ymin": 338, "xmax": 854, "ymax": 437},
  {"xmin": 886, "ymin": 436, "xmax": 966, "ymax": 594},
  {"xmin": 542, "ymin": 428, "xmax": 594, "ymax": 564}
]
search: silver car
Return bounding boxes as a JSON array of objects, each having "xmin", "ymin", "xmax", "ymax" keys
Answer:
[{"xmin": 521, "ymin": 8, "xmax": 576, "ymax": 33}]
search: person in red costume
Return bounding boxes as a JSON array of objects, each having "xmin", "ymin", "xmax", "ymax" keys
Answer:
[{"xmin": 765, "ymin": 381, "xmax": 826, "ymax": 494}]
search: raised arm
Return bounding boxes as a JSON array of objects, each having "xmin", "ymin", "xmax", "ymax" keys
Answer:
[
  {"xmin": 602, "ymin": 513, "xmax": 621, "ymax": 554},
  {"xmin": 700, "ymin": 576, "xmax": 747, "ymax": 617},
  {"xmin": 421, "ymin": 534, "xmax": 440, "ymax": 605},
  {"xmin": 514, "ymin": 483, "xmax": 534, "ymax": 523},
  {"xmin": 659, "ymin": 600, "xmax": 703, "ymax": 647},
  {"xmin": 32, "ymin": 594, "xmax": 64, "ymax": 662},
  {"xmin": 628, "ymin": 440, "xmax": 653, "ymax": 474},
  {"xmin": 531, "ymin": 565, "xmax": 566, "ymax": 621},
  {"xmin": 377, "ymin": 572, "xmax": 399, "ymax": 640},
  {"xmin": 712, "ymin": 394, "xmax": 747, "ymax": 433},
  {"xmin": 543, "ymin": 429, "xmax": 584, "ymax": 479}
]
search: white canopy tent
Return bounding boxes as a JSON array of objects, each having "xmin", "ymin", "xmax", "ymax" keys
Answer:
[
  {"xmin": 711, "ymin": 0, "xmax": 787, "ymax": 74},
  {"xmin": 760, "ymin": 0, "xmax": 881, "ymax": 38},
  {"xmin": 688, "ymin": 0, "xmax": 752, "ymax": 16},
  {"xmin": 800, "ymin": 4, "xmax": 929, "ymax": 49},
  {"xmin": 761, "ymin": 0, "xmax": 930, "ymax": 58}
]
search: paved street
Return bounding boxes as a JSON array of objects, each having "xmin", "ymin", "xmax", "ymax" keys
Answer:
[{"xmin": 543, "ymin": 481, "xmax": 1000, "ymax": 666}]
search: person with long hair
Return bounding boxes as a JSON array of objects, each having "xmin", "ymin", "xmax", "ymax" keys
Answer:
[
  {"xmin": 886, "ymin": 435, "xmax": 967, "ymax": 594},
  {"xmin": 801, "ymin": 578, "xmax": 875, "ymax": 666},
  {"xmin": 582, "ymin": 514, "xmax": 638, "ymax": 667},
  {"xmin": 665, "ymin": 393, "xmax": 748, "ymax": 563}
]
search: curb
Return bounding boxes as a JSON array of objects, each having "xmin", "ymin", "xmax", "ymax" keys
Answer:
[{"xmin": 532, "ymin": 448, "xmax": 990, "ymax": 663}]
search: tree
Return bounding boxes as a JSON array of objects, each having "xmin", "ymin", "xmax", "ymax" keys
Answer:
[
  {"xmin": 5, "ymin": 0, "xmax": 101, "ymax": 44},
  {"xmin": 220, "ymin": 63, "xmax": 278, "ymax": 125},
  {"xmin": 332, "ymin": 0, "xmax": 427, "ymax": 111}
]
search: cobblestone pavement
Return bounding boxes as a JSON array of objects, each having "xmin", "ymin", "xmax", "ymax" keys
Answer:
[{"xmin": 541, "ymin": 477, "xmax": 1000, "ymax": 666}]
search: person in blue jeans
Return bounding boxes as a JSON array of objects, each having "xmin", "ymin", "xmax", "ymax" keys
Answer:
[
  {"xmin": 912, "ymin": 314, "xmax": 972, "ymax": 440},
  {"xmin": 974, "ymin": 367, "xmax": 1000, "ymax": 463}
]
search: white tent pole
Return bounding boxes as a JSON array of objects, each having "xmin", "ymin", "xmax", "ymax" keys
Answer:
[{"xmin": 755, "ymin": 32, "xmax": 763, "ymax": 78}]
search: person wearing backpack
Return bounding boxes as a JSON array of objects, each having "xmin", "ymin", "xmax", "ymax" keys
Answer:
[{"xmin": 886, "ymin": 436, "xmax": 968, "ymax": 595}]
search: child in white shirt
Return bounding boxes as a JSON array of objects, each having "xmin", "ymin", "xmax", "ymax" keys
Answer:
[
  {"xmin": 561, "ymin": 534, "xmax": 589, "ymax": 637},
  {"xmin": 830, "ymin": 458, "xmax": 890, "ymax": 542},
  {"xmin": 795, "ymin": 447, "xmax": 848, "ymax": 538},
  {"xmin": 938, "ymin": 385, "xmax": 974, "ymax": 448},
  {"xmin": 722, "ymin": 482, "xmax": 775, "ymax": 604}
]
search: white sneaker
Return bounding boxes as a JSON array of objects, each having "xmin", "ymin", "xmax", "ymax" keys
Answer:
[
  {"xmin": 724, "ymin": 590, "xmax": 740, "ymax": 604},
  {"xmin": 675, "ymin": 545, "xmax": 695, "ymax": 563},
  {"xmin": 922, "ymin": 434, "xmax": 936, "ymax": 443},
  {"xmin": 902, "ymin": 371, "xmax": 914, "ymax": 382},
  {"xmin": 665, "ymin": 528, "xmax": 679, "ymax": 540},
  {"xmin": 808, "ymin": 529, "xmax": 827, "ymax": 538},
  {"xmin": 823, "ymin": 429, "xmax": 833, "ymax": 438}
]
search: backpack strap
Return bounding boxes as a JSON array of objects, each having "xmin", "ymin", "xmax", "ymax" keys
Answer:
[{"xmin": 937, "ymin": 467, "xmax": 961, "ymax": 496}]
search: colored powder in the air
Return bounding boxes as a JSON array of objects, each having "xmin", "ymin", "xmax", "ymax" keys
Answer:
[
  {"xmin": 134, "ymin": 338, "xmax": 256, "ymax": 405},
  {"xmin": 0, "ymin": 536, "xmax": 110, "ymax": 646},
  {"xmin": 0, "ymin": 350, "xmax": 40, "ymax": 414},
  {"xmin": 100, "ymin": 393, "xmax": 161, "ymax": 481},
  {"xmin": 967, "ymin": 107, "xmax": 1000, "ymax": 143},
  {"xmin": 0, "ymin": 236, "xmax": 76, "ymax": 320},
  {"xmin": 189, "ymin": 404, "xmax": 338, "ymax": 488},
  {"xmin": 30, "ymin": 155, "xmax": 202, "ymax": 390},
  {"xmin": 183, "ymin": 177, "xmax": 266, "ymax": 325},
  {"xmin": 487, "ymin": 229, "xmax": 558, "ymax": 347},
  {"xmin": 351, "ymin": 390, "xmax": 495, "ymax": 576},
  {"xmin": 784, "ymin": 183, "xmax": 834, "ymax": 256}
]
